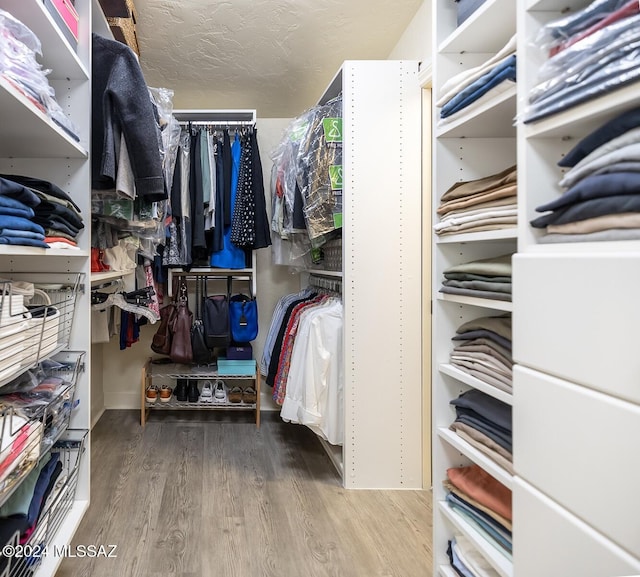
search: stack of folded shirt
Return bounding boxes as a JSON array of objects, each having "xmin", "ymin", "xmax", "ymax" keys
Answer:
[
  {"xmin": 0, "ymin": 175, "xmax": 83, "ymax": 249},
  {"xmin": 531, "ymin": 106, "xmax": 640, "ymax": 243},
  {"xmin": 435, "ymin": 165, "xmax": 517, "ymax": 236},
  {"xmin": 449, "ymin": 389, "xmax": 513, "ymax": 472},
  {"xmin": 0, "ymin": 177, "xmax": 46, "ymax": 248},
  {"xmin": 444, "ymin": 464, "xmax": 512, "ymax": 558},
  {"xmin": 525, "ymin": 2, "xmax": 640, "ymax": 123},
  {"xmin": 437, "ymin": 35, "xmax": 516, "ymax": 125},
  {"xmin": 450, "ymin": 315, "xmax": 512, "ymax": 393},
  {"xmin": 440, "ymin": 254, "xmax": 512, "ymax": 302},
  {"xmin": 447, "ymin": 535, "xmax": 500, "ymax": 577}
]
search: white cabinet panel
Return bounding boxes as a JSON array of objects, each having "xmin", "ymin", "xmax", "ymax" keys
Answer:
[
  {"xmin": 514, "ymin": 365, "xmax": 640, "ymax": 558},
  {"xmin": 513, "ymin": 254, "xmax": 640, "ymax": 404},
  {"xmin": 514, "ymin": 478, "xmax": 640, "ymax": 577}
]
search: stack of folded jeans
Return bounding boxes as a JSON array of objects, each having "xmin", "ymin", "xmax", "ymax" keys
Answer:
[
  {"xmin": 435, "ymin": 165, "xmax": 517, "ymax": 236},
  {"xmin": 436, "ymin": 35, "xmax": 516, "ymax": 125},
  {"xmin": 450, "ymin": 315, "xmax": 512, "ymax": 393},
  {"xmin": 0, "ymin": 177, "xmax": 47, "ymax": 248},
  {"xmin": 0, "ymin": 175, "xmax": 83, "ymax": 249},
  {"xmin": 449, "ymin": 388, "xmax": 513, "ymax": 470},
  {"xmin": 440, "ymin": 254, "xmax": 512, "ymax": 302},
  {"xmin": 531, "ymin": 106, "xmax": 640, "ymax": 242},
  {"xmin": 444, "ymin": 462, "xmax": 512, "ymax": 559},
  {"xmin": 525, "ymin": 1, "xmax": 640, "ymax": 123}
]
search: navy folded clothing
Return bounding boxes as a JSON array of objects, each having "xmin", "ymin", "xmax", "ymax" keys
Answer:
[
  {"xmin": 451, "ymin": 389, "xmax": 512, "ymax": 432},
  {"xmin": 0, "ymin": 178, "xmax": 40, "ymax": 208},
  {"xmin": 531, "ymin": 194, "xmax": 640, "ymax": 228},
  {"xmin": 0, "ymin": 174, "xmax": 80, "ymax": 212}
]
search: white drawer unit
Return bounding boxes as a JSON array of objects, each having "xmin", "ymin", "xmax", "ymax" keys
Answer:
[
  {"xmin": 514, "ymin": 478, "xmax": 640, "ymax": 577},
  {"xmin": 514, "ymin": 365, "xmax": 640, "ymax": 558},
  {"xmin": 513, "ymin": 254, "xmax": 640, "ymax": 405}
]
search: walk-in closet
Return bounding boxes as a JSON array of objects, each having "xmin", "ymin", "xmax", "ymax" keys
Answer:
[{"xmin": 0, "ymin": 0, "xmax": 637, "ymax": 575}]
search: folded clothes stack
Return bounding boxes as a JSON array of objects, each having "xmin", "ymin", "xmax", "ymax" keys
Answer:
[
  {"xmin": 450, "ymin": 315, "xmax": 512, "ymax": 393},
  {"xmin": 525, "ymin": 1, "xmax": 640, "ymax": 123},
  {"xmin": 0, "ymin": 175, "xmax": 83, "ymax": 249},
  {"xmin": 435, "ymin": 165, "xmax": 517, "ymax": 236},
  {"xmin": 449, "ymin": 388, "xmax": 513, "ymax": 470},
  {"xmin": 440, "ymin": 254, "xmax": 512, "ymax": 302},
  {"xmin": 444, "ymin": 463, "xmax": 512, "ymax": 559},
  {"xmin": 532, "ymin": 106, "xmax": 640, "ymax": 243},
  {"xmin": 436, "ymin": 35, "xmax": 516, "ymax": 125},
  {"xmin": 447, "ymin": 534, "xmax": 500, "ymax": 577}
]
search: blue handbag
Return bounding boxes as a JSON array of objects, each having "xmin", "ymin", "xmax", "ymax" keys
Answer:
[{"xmin": 229, "ymin": 282, "xmax": 258, "ymax": 343}]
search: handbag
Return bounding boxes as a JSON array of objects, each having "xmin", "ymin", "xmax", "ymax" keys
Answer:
[
  {"xmin": 229, "ymin": 280, "xmax": 258, "ymax": 343},
  {"xmin": 202, "ymin": 277, "xmax": 231, "ymax": 348},
  {"xmin": 191, "ymin": 276, "xmax": 212, "ymax": 364},
  {"xmin": 170, "ymin": 280, "xmax": 193, "ymax": 364},
  {"xmin": 151, "ymin": 301, "xmax": 177, "ymax": 356}
]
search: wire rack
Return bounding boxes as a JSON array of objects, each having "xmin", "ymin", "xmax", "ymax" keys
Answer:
[
  {"xmin": 0, "ymin": 275, "xmax": 84, "ymax": 389},
  {"xmin": 1, "ymin": 429, "xmax": 87, "ymax": 577}
]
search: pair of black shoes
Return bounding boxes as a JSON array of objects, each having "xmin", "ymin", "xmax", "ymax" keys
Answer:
[{"xmin": 174, "ymin": 379, "xmax": 199, "ymax": 403}]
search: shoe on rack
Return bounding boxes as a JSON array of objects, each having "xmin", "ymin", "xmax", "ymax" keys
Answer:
[
  {"xmin": 159, "ymin": 385, "xmax": 172, "ymax": 403},
  {"xmin": 242, "ymin": 387, "xmax": 257, "ymax": 404},
  {"xmin": 200, "ymin": 380, "xmax": 213, "ymax": 403},
  {"xmin": 213, "ymin": 380, "xmax": 227, "ymax": 403},
  {"xmin": 187, "ymin": 381, "xmax": 200, "ymax": 403},
  {"xmin": 174, "ymin": 379, "xmax": 188, "ymax": 402},
  {"xmin": 145, "ymin": 385, "xmax": 159, "ymax": 404},
  {"xmin": 228, "ymin": 386, "xmax": 243, "ymax": 404}
]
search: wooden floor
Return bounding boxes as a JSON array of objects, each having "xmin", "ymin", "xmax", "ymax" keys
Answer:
[{"xmin": 57, "ymin": 410, "xmax": 433, "ymax": 577}]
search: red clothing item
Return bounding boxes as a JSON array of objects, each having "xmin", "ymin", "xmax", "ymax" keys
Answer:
[
  {"xmin": 447, "ymin": 464, "xmax": 512, "ymax": 521},
  {"xmin": 550, "ymin": 0, "xmax": 639, "ymax": 56}
]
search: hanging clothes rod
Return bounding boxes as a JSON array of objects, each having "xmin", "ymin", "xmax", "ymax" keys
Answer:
[{"xmin": 178, "ymin": 120, "xmax": 255, "ymax": 127}]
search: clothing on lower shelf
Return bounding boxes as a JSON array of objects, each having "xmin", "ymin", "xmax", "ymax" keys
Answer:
[
  {"xmin": 440, "ymin": 255, "xmax": 512, "ymax": 302},
  {"xmin": 532, "ymin": 106, "xmax": 640, "ymax": 242},
  {"xmin": 445, "ymin": 464, "xmax": 513, "ymax": 557},
  {"xmin": 447, "ymin": 534, "xmax": 501, "ymax": 577}
]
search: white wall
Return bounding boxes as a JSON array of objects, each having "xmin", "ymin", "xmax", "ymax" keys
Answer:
[
  {"xmin": 388, "ymin": 0, "xmax": 432, "ymax": 64},
  {"xmin": 99, "ymin": 118, "xmax": 297, "ymax": 413}
]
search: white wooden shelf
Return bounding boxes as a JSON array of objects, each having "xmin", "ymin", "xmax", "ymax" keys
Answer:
[
  {"xmin": 521, "ymin": 240, "xmax": 640, "ymax": 255},
  {"xmin": 0, "ymin": 78, "xmax": 87, "ymax": 158},
  {"xmin": 522, "ymin": 81, "xmax": 640, "ymax": 140},
  {"xmin": 436, "ymin": 228, "xmax": 517, "ymax": 244},
  {"xmin": 526, "ymin": 0, "xmax": 586, "ymax": 11},
  {"xmin": 438, "ymin": 427, "xmax": 513, "ymax": 488},
  {"xmin": 2, "ymin": 0, "xmax": 88, "ymax": 80},
  {"xmin": 438, "ymin": 501, "xmax": 513, "ymax": 577},
  {"xmin": 439, "ymin": 364, "xmax": 513, "ymax": 405},
  {"xmin": 91, "ymin": 270, "xmax": 134, "ymax": 286},
  {"xmin": 439, "ymin": 565, "xmax": 457, "ymax": 577},
  {"xmin": 306, "ymin": 269, "xmax": 343, "ymax": 278},
  {"xmin": 0, "ymin": 246, "xmax": 88, "ymax": 257},
  {"xmin": 438, "ymin": 293, "xmax": 513, "ymax": 312},
  {"xmin": 436, "ymin": 85, "xmax": 517, "ymax": 138},
  {"xmin": 438, "ymin": 0, "xmax": 516, "ymax": 54}
]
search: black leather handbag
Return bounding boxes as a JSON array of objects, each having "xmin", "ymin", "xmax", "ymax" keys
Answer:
[{"xmin": 191, "ymin": 276, "xmax": 212, "ymax": 363}]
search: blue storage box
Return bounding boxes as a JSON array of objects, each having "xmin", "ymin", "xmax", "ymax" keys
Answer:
[{"xmin": 217, "ymin": 358, "xmax": 256, "ymax": 376}]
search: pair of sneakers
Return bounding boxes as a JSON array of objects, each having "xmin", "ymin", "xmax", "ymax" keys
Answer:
[
  {"xmin": 200, "ymin": 380, "xmax": 227, "ymax": 403},
  {"xmin": 145, "ymin": 384, "xmax": 172, "ymax": 403}
]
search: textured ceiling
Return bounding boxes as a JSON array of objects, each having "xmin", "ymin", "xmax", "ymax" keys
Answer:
[{"xmin": 134, "ymin": 0, "xmax": 422, "ymax": 117}]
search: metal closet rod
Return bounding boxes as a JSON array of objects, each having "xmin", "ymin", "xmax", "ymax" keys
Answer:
[
  {"xmin": 178, "ymin": 120, "xmax": 255, "ymax": 127},
  {"xmin": 309, "ymin": 274, "xmax": 342, "ymax": 294}
]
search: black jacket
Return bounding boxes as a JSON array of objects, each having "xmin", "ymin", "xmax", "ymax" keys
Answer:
[{"xmin": 91, "ymin": 34, "xmax": 166, "ymax": 201}]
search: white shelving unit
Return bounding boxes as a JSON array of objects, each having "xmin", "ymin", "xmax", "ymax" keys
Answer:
[
  {"xmin": 512, "ymin": 2, "xmax": 640, "ymax": 575},
  {"xmin": 0, "ymin": 1, "xmax": 96, "ymax": 575},
  {"xmin": 297, "ymin": 61, "xmax": 423, "ymax": 489},
  {"xmin": 432, "ymin": 0, "xmax": 516, "ymax": 574}
]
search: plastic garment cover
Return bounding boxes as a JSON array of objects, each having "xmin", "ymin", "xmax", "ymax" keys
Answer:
[
  {"xmin": 0, "ymin": 10, "xmax": 79, "ymax": 138},
  {"xmin": 523, "ymin": 13, "xmax": 640, "ymax": 123},
  {"xmin": 534, "ymin": 0, "xmax": 629, "ymax": 53},
  {"xmin": 296, "ymin": 96, "xmax": 343, "ymax": 242}
]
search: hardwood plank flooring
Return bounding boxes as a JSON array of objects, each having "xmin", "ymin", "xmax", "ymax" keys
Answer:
[{"xmin": 56, "ymin": 410, "xmax": 433, "ymax": 577}]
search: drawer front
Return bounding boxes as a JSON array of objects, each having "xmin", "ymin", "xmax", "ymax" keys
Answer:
[
  {"xmin": 513, "ymin": 254, "xmax": 640, "ymax": 404},
  {"xmin": 514, "ymin": 478, "xmax": 640, "ymax": 577},
  {"xmin": 514, "ymin": 365, "xmax": 640, "ymax": 557}
]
